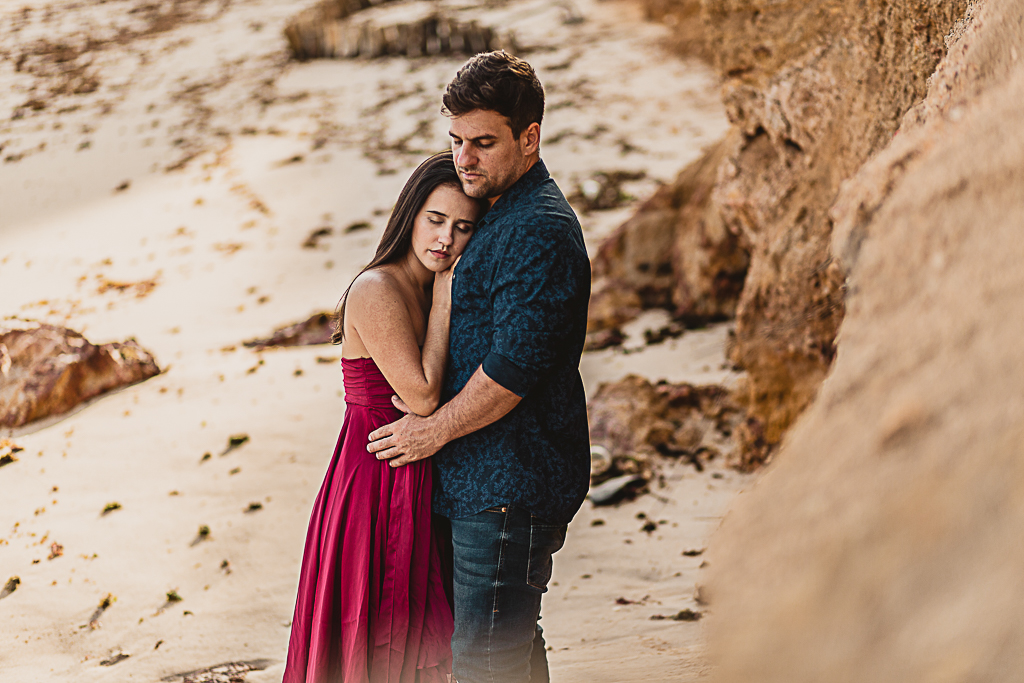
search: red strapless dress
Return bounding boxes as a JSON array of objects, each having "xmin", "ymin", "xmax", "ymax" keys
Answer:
[{"xmin": 283, "ymin": 357, "xmax": 453, "ymax": 683}]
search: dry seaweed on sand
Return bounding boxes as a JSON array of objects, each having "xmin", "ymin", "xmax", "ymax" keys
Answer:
[
  {"xmin": 220, "ymin": 434, "xmax": 249, "ymax": 456},
  {"xmin": 102, "ymin": 501, "xmax": 122, "ymax": 515},
  {"xmin": 1, "ymin": 576, "xmax": 20, "ymax": 599},
  {"xmin": 87, "ymin": 593, "xmax": 116, "ymax": 629},
  {"xmin": 302, "ymin": 226, "xmax": 333, "ymax": 249},
  {"xmin": 650, "ymin": 608, "xmax": 702, "ymax": 622},
  {"xmin": 99, "ymin": 651, "xmax": 130, "ymax": 666},
  {"xmin": 0, "ymin": 439, "xmax": 24, "ymax": 467},
  {"xmin": 190, "ymin": 525, "xmax": 211, "ymax": 546}
]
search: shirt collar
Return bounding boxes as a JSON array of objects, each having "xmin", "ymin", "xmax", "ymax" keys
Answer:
[{"xmin": 479, "ymin": 159, "xmax": 549, "ymax": 227}]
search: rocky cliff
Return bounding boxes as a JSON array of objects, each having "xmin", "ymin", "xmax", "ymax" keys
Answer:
[
  {"xmin": 703, "ymin": 0, "xmax": 1024, "ymax": 678},
  {"xmin": 598, "ymin": 0, "xmax": 970, "ymax": 466}
]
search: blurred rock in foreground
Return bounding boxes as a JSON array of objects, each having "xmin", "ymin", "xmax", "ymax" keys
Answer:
[
  {"xmin": 0, "ymin": 320, "xmax": 160, "ymax": 429},
  {"xmin": 707, "ymin": 1, "xmax": 1024, "ymax": 680}
]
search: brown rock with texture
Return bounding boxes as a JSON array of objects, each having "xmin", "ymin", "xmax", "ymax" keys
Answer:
[
  {"xmin": 284, "ymin": 0, "xmax": 515, "ymax": 61},
  {"xmin": 0, "ymin": 320, "xmax": 160, "ymax": 429},
  {"xmin": 587, "ymin": 138, "xmax": 749, "ymax": 332},
  {"xmin": 707, "ymin": 2, "xmax": 1024, "ymax": 680},
  {"xmin": 587, "ymin": 374, "xmax": 745, "ymax": 477},
  {"xmin": 701, "ymin": 0, "xmax": 968, "ymax": 455}
]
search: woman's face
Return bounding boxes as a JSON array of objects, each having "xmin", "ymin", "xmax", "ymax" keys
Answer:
[{"xmin": 410, "ymin": 183, "xmax": 480, "ymax": 272}]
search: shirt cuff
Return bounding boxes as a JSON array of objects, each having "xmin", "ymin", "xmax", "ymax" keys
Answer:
[{"xmin": 482, "ymin": 351, "xmax": 536, "ymax": 398}]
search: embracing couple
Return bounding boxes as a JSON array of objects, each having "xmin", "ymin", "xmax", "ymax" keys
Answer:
[{"xmin": 282, "ymin": 51, "xmax": 591, "ymax": 683}]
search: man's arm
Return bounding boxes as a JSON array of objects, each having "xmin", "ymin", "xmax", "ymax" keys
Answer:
[
  {"xmin": 367, "ymin": 365, "xmax": 521, "ymax": 467},
  {"xmin": 370, "ymin": 217, "xmax": 587, "ymax": 466}
]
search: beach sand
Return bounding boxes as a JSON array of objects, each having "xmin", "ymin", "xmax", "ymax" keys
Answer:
[{"xmin": 0, "ymin": 1, "xmax": 748, "ymax": 680}]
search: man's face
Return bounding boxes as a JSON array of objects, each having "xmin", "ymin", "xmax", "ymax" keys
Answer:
[{"xmin": 449, "ymin": 109, "xmax": 538, "ymax": 205}]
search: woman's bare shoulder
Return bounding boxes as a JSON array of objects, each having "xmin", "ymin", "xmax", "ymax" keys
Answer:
[{"xmin": 345, "ymin": 267, "xmax": 402, "ymax": 309}]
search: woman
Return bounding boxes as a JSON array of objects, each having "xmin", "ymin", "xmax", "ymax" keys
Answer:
[{"xmin": 283, "ymin": 152, "xmax": 485, "ymax": 683}]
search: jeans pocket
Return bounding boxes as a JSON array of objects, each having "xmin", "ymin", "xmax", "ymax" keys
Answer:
[{"xmin": 527, "ymin": 517, "xmax": 566, "ymax": 591}]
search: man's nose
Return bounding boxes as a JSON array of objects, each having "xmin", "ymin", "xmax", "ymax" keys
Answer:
[{"xmin": 454, "ymin": 143, "xmax": 475, "ymax": 168}]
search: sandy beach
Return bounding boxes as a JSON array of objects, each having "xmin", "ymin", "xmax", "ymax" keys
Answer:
[{"xmin": 0, "ymin": 1, "xmax": 748, "ymax": 681}]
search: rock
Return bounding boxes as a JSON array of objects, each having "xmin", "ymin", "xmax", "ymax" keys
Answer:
[
  {"xmin": 243, "ymin": 312, "xmax": 335, "ymax": 350},
  {"xmin": 587, "ymin": 138, "xmax": 748, "ymax": 335},
  {"xmin": 583, "ymin": 327, "xmax": 625, "ymax": 352},
  {"xmin": 667, "ymin": 135, "xmax": 750, "ymax": 325},
  {"xmin": 587, "ymin": 374, "xmax": 747, "ymax": 476},
  {"xmin": 284, "ymin": 0, "xmax": 516, "ymax": 61},
  {"xmin": 639, "ymin": 0, "xmax": 709, "ymax": 59},
  {"xmin": 567, "ymin": 170, "xmax": 646, "ymax": 213},
  {"xmin": 0, "ymin": 320, "xmax": 160, "ymax": 429},
  {"xmin": 706, "ymin": 2, "xmax": 1024, "ymax": 680},
  {"xmin": 700, "ymin": 0, "xmax": 967, "ymax": 456},
  {"xmin": 629, "ymin": 0, "xmax": 967, "ymax": 462},
  {"xmin": 586, "ymin": 279, "xmax": 643, "ymax": 334}
]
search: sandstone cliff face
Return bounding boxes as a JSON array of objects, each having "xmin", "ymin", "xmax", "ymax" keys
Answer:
[
  {"xmin": 601, "ymin": 0, "xmax": 968, "ymax": 463},
  {"xmin": 706, "ymin": 1, "xmax": 1024, "ymax": 679},
  {"xmin": 707, "ymin": 0, "xmax": 969, "ymax": 452}
]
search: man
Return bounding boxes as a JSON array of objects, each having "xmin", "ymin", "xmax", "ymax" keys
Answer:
[{"xmin": 368, "ymin": 51, "xmax": 591, "ymax": 683}]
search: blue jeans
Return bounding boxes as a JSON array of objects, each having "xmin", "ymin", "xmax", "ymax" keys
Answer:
[{"xmin": 447, "ymin": 505, "xmax": 567, "ymax": 683}]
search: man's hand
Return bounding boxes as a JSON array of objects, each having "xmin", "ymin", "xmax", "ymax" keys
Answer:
[{"xmin": 367, "ymin": 396, "xmax": 444, "ymax": 467}]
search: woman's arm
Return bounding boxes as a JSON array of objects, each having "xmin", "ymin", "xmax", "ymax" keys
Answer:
[{"xmin": 344, "ymin": 269, "xmax": 452, "ymax": 416}]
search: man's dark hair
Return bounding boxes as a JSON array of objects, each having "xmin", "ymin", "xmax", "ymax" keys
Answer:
[{"xmin": 442, "ymin": 51, "xmax": 544, "ymax": 139}]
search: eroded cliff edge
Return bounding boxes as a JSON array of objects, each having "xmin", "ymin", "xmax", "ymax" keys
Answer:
[
  {"xmin": 597, "ymin": 0, "xmax": 970, "ymax": 466},
  {"xmin": 703, "ymin": 0, "xmax": 1024, "ymax": 678}
]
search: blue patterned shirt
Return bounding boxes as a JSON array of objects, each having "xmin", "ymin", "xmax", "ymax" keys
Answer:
[{"xmin": 432, "ymin": 160, "xmax": 592, "ymax": 525}]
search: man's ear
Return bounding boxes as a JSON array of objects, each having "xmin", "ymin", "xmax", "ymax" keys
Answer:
[{"xmin": 520, "ymin": 122, "xmax": 541, "ymax": 156}]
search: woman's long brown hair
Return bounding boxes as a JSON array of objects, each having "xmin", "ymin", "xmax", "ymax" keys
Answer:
[{"xmin": 332, "ymin": 151, "xmax": 483, "ymax": 344}]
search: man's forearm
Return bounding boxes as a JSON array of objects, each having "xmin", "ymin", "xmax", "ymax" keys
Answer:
[{"xmin": 430, "ymin": 365, "xmax": 522, "ymax": 446}]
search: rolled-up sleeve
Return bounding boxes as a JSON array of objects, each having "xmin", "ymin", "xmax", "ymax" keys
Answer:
[{"xmin": 481, "ymin": 224, "xmax": 584, "ymax": 397}]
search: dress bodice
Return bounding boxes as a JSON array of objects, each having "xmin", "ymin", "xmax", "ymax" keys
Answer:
[{"xmin": 342, "ymin": 357, "xmax": 397, "ymax": 409}]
